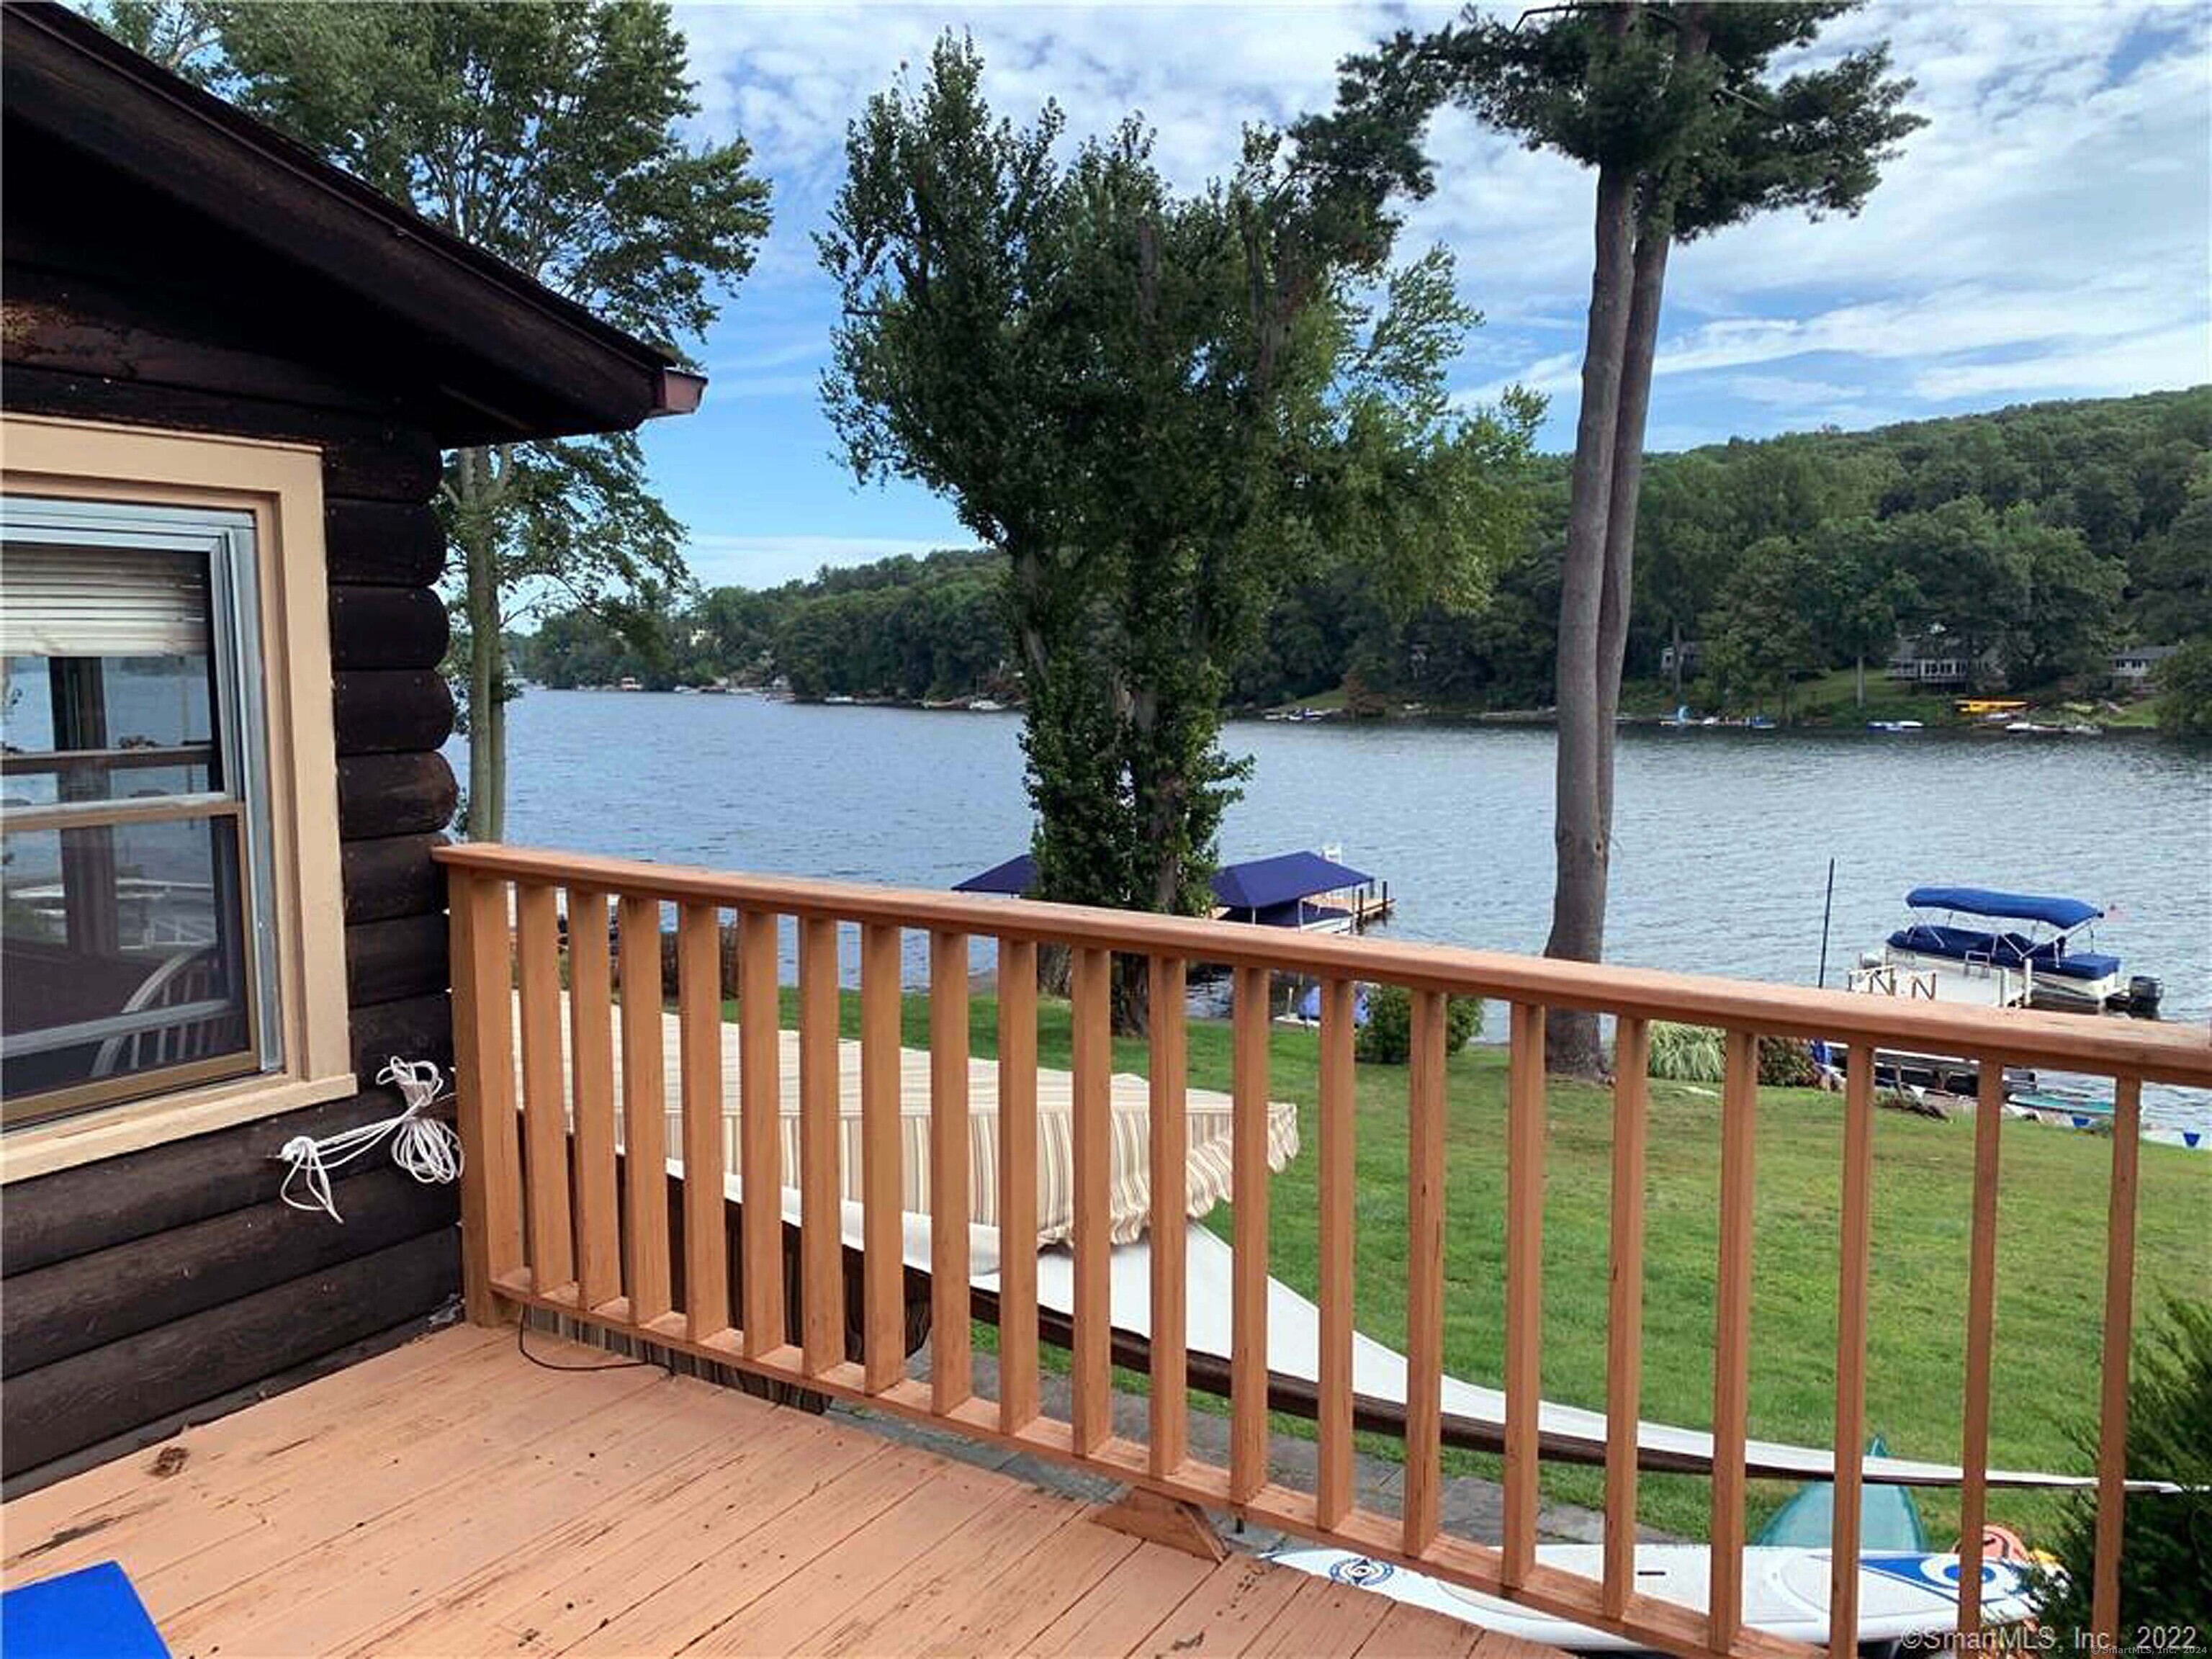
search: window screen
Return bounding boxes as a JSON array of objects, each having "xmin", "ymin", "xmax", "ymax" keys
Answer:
[{"xmin": 1, "ymin": 498, "xmax": 282, "ymax": 1124}]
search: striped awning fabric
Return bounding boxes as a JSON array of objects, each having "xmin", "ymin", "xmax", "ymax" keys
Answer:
[{"xmin": 511, "ymin": 995, "xmax": 1299, "ymax": 1248}]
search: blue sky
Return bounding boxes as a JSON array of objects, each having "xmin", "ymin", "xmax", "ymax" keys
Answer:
[{"xmin": 639, "ymin": 1, "xmax": 2212, "ymax": 590}]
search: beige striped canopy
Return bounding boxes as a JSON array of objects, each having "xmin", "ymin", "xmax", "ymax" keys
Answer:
[{"xmin": 510, "ymin": 994, "xmax": 1299, "ymax": 1247}]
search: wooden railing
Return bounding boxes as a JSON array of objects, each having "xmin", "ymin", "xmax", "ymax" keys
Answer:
[{"xmin": 436, "ymin": 842, "xmax": 2211, "ymax": 1659}]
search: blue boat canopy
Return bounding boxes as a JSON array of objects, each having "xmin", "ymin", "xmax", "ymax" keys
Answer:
[
  {"xmin": 1905, "ymin": 886, "xmax": 2102, "ymax": 930},
  {"xmin": 954, "ymin": 848, "xmax": 1372, "ymax": 912},
  {"xmin": 953, "ymin": 853, "xmax": 1037, "ymax": 896},
  {"xmin": 1210, "ymin": 851, "xmax": 1372, "ymax": 913}
]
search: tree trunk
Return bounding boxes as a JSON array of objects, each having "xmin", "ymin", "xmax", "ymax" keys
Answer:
[
  {"xmin": 1671, "ymin": 618, "xmax": 1683, "ymax": 706},
  {"xmin": 1551, "ymin": 3, "xmax": 1707, "ymax": 1078},
  {"xmin": 1856, "ymin": 655, "xmax": 1866, "ymax": 708},
  {"xmin": 1542, "ymin": 154, "xmax": 1640, "ymax": 1079},
  {"xmin": 1593, "ymin": 215, "xmax": 1673, "ymax": 839},
  {"xmin": 457, "ymin": 445, "xmax": 505, "ymax": 843}
]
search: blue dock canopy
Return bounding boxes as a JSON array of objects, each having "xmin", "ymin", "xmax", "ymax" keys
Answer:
[
  {"xmin": 953, "ymin": 853, "xmax": 1037, "ymax": 896},
  {"xmin": 953, "ymin": 848, "xmax": 1371, "ymax": 912},
  {"xmin": 1905, "ymin": 886, "xmax": 2102, "ymax": 929},
  {"xmin": 1210, "ymin": 850, "xmax": 1372, "ymax": 913}
]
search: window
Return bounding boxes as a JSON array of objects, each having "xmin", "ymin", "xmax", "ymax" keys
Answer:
[
  {"xmin": 1, "ymin": 417, "xmax": 356, "ymax": 1176},
  {"xmin": 2, "ymin": 500, "xmax": 283, "ymax": 1122}
]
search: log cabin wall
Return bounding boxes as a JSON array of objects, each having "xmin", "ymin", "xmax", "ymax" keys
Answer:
[
  {"xmin": 1, "ymin": 262, "xmax": 464, "ymax": 1492},
  {"xmin": 2, "ymin": 1, "xmax": 693, "ymax": 1492}
]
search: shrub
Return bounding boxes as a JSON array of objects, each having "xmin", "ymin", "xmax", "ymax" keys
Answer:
[
  {"xmin": 1645, "ymin": 1026, "xmax": 1817, "ymax": 1086},
  {"xmin": 1355, "ymin": 984, "xmax": 1483, "ymax": 1064},
  {"xmin": 1647, "ymin": 1021, "xmax": 1725, "ymax": 1082},
  {"xmin": 1757, "ymin": 1035, "xmax": 1817, "ymax": 1087},
  {"xmin": 2033, "ymin": 1297, "xmax": 2212, "ymax": 1632}
]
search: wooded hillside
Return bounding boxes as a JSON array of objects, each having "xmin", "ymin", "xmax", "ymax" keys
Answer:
[{"xmin": 516, "ymin": 387, "xmax": 2209, "ymax": 714}]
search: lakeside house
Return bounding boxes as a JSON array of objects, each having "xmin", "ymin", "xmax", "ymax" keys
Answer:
[
  {"xmin": 1884, "ymin": 633, "xmax": 1994, "ymax": 687},
  {"xmin": 2110, "ymin": 642, "xmax": 2180, "ymax": 688},
  {"xmin": 1, "ymin": 12, "xmax": 2199, "ymax": 1659}
]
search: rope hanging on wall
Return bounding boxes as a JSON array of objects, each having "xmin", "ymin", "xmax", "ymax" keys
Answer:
[{"xmin": 275, "ymin": 1057, "xmax": 463, "ymax": 1222}]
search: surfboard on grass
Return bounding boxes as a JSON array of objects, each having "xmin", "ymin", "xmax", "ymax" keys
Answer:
[{"xmin": 1267, "ymin": 1545, "xmax": 2042, "ymax": 1652}]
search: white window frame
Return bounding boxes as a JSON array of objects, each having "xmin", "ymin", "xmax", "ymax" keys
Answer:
[{"xmin": 1, "ymin": 416, "xmax": 356, "ymax": 1179}]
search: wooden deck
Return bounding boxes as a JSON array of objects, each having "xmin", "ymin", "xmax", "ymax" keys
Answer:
[{"xmin": 1, "ymin": 1325, "xmax": 1565, "ymax": 1659}]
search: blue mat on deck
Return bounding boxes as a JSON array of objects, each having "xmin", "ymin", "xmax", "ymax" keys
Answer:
[{"xmin": 1, "ymin": 1561, "xmax": 169, "ymax": 1658}]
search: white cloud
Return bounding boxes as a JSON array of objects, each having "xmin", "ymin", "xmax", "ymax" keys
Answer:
[
  {"xmin": 665, "ymin": 0, "xmax": 2210, "ymax": 563},
  {"xmin": 1909, "ymin": 324, "xmax": 2212, "ymax": 403}
]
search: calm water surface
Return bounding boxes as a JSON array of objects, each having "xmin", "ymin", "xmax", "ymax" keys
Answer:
[{"xmin": 470, "ymin": 691, "xmax": 2212, "ymax": 1125}]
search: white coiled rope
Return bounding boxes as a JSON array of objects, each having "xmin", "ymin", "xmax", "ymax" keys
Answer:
[{"xmin": 276, "ymin": 1056, "xmax": 463, "ymax": 1222}]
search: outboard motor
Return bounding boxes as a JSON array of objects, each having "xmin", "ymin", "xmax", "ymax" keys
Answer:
[{"xmin": 2124, "ymin": 975, "xmax": 2163, "ymax": 1020}]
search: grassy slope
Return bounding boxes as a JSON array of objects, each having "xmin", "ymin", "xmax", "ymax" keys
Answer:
[{"xmin": 773, "ymin": 984, "xmax": 2206, "ymax": 1543}]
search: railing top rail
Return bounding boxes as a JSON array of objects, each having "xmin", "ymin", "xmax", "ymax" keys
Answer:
[{"xmin": 436, "ymin": 842, "xmax": 2212, "ymax": 1087}]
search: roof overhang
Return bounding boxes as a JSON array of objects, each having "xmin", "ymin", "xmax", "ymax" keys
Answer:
[{"xmin": 1, "ymin": 3, "xmax": 704, "ymax": 447}]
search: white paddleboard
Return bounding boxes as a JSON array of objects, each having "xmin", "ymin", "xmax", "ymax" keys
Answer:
[{"xmin": 1268, "ymin": 1545, "xmax": 2041, "ymax": 1651}]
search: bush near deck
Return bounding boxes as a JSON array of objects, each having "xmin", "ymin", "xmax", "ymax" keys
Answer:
[{"xmin": 770, "ymin": 985, "xmax": 2203, "ymax": 1545}]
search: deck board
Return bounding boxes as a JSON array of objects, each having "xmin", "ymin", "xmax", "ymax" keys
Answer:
[{"xmin": 2, "ymin": 1326, "xmax": 1568, "ymax": 1659}]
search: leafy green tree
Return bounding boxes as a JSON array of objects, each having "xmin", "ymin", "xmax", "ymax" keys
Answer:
[
  {"xmin": 2033, "ymin": 1298, "xmax": 2212, "ymax": 1632},
  {"xmin": 1635, "ymin": 454, "xmax": 1732, "ymax": 699},
  {"xmin": 821, "ymin": 35, "xmax": 1536, "ymax": 1027},
  {"xmin": 2000, "ymin": 511, "xmax": 2124, "ymax": 687},
  {"xmin": 1887, "ymin": 498, "xmax": 2028, "ymax": 685},
  {"xmin": 1332, "ymin": 2, "xmax": 1920, "ymax": 1072},
  {"xmin": 96, "ymin": 0, "xmax": 223, "ymax": 79},
  {"xmin": 2152, "ymin": 638, "xmax": 2212, "ymax": 739},
  {"xmin": 1801, "ymin": 517, "xmax": 1917, "ymax": 707},
  {"xmin": 104, "ymin": 1, "xmax": 774, "ymax": 839},
  {"xmin": 2131, "ymin": 459, "xmax": 2212, "ymax": 644},
  {"xmin": 1701, "ymin": 535, "xmax": 1821, "ymax": 714}
]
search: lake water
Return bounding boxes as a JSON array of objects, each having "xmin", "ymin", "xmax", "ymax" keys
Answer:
[{"xmin": 472, "ymin": 691, "xmax": 2212, "ymax": 1128}]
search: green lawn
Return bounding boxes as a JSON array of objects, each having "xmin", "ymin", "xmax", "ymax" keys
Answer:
[{"xmin": 768, "ymin": 984, "xmax": 2208, "ymax": 1544}]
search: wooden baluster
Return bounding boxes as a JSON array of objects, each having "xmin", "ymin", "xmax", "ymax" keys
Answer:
[
  {"xmin": 515, "ymin": 883, "xmax": 574, "ymax": 1296},
  {"xmin": 997, "ymin": 939, "xmax": 1040, "ymax": 1434},
  {"xmin": 1830, "ymin": 1043, "xmax": 1876, "ymax": 1656},
  {"xmin": 617, "ymin": 894, "xmax": 670, "ymax": 1326},
  {"xmin": 2092, "ymin": 1076, "xmax": 2142, "ymax": 1648},
  {"xmin": 1149, "ymin": 956, "xmax": 1190, "ymax": 1478},
  {"xmin": 450, "ymin": 871, "xmax": 521, "ymax": 1321},
  {"xmin": 1603, "ymin": 1016, "xmax": 1650, "ymax": 1618},
  {"xmin": 1956, "ymin": 1055, "xmax": 2007, "ymax": 1632},
  {"xmin": 1503, "ymin": 1002, "xmax": 1546, "ymax": 1583},
  {"xmin": 567, "ymin": 888, "xmax": 621, "ymax": 1313},
  {"xmin": 1315, "ymin": 976, "xmax": 1357, "ymax": 1531},
  {"xmin": 1709, "ymin": 1028, "xmax": 1759, "ymax": 1651},
  {"xmin": 737, "ymin": 910, "xmax": 783, "ymax": 1357},
  {"xmin": 1071, "ymin": 945, "xmax": 1113, "ymax": 1455},
  {"xmin": 1405, "ymin": 989, "xmax": 1447, "ymax": 1557},
  {"xmin": 860, "ymin": 922, "xmax": 904, "ymax": 1391},
  {"xmin": 1231, "ymin": 964, "xmax": 1271, "ymax": 1503},
  {"xmin": 799, "ymin": 915, "xmax": 841, "ymax": 1374},
  {"xmin": 930, "ymin": 930, "xmax": 973, "ymax": 1413},
  {"xmin": 678, "ymin": 902, "xmax": 730, "ymax": 1344}
]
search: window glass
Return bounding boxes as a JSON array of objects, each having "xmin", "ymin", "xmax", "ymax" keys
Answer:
[
  {"xmin": 1, "ymin": 502, "xmax": 276, "ymax": 1123},
  {"xmin": 1, "ymin": 819, "xmax": 252, "ymax": 1098}
]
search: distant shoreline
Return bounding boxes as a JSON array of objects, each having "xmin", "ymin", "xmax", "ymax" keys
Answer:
[{"xmin": 528, "ymin": 683, "xmax": 2175, "ymax": 737}]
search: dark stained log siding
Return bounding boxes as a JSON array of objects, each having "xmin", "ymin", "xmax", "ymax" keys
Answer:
[
  {"xmin": 338, "ymin": 752, "xmax": 461, "ymax": 840},
  {"xmin": 329, "ymin": 584, "xmax": 449, "ymax": 668},
  {"xmin": 3, "ymin": 1231, "xmax": 461, "ymax": 1480},
  {"xmin": 333, "ymin": 670, "xmax": 456, "ymax": 755},
  {"xmin": 3, "ymin": 325, "xmax": 463, "ymax": 1483},
  {"xmin": 3, "ymin": 1166, "xmax": 459, "ymax": 1375},
  {"xmin": 342, "ymin": 834, "xmax": 449, "ymax": 924}
]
